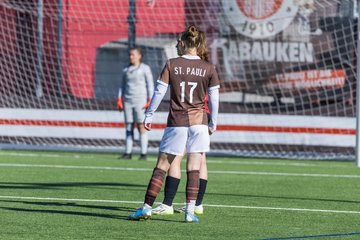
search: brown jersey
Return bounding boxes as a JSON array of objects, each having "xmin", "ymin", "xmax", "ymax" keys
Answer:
[{"xmin": 159, "ymin": 55, "xmax": 220, "ymax": 127}]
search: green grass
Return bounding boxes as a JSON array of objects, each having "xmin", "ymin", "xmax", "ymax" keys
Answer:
[{"xmin": 0, "ymin": 150, "xmax": 360, "ymax": 239}]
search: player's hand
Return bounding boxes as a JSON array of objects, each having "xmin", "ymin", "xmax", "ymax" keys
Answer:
[
  {"xmin": 117, "ymin": 97, "xmax": 123, "ymax": 111},
  {"xmin": 208, "ymin": 121, "xmax": 216, "ymax": 135},
  {"xmin": 144, "ymin": 98, "xmax": 151, "ymax": 109},
  {"xmin": 144, "ymin": 115, "xmax": 152, "ymax": 131},
  {"xmin": 208, "ymin": 126, "xmax": 216, "ymax": 135},
  {"xmin": 144, "ymin": 122, "xmax": 152, "ymax": 131}
]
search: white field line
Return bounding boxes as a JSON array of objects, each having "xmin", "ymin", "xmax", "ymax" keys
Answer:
[
  {"xmin": 0, "ymin": 163, "xmax": 359, "ymax": 178},
  {"xmin": 0, "ymin": 151, "xmax": 350, "ymax": 168},
  {"xmin": 0, "ymin": 195, "xmax": 359, "ymax": 215},
  {"xmin": 0, "ymin": 163, "xmax": 150, "ymax": 171},
  {"xmin": 0, "ymin": 151, "xmax": 96, "ymax": 159},
  {"xmin": 205, "ymin": 160, "xmax": 322, "ymax": 167}
]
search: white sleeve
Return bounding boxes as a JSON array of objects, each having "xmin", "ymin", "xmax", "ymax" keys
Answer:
[
  {"xmin": 144, "ymin": 80, "xmax": 168, "ymax": 124},
  {"xmin": 208, "ymin": 86, "xmax": 220, "ymax": 130},
  {"xmin": 118, "ymin": 70, "xmax": 126, "ymax": 98},
  {"xmin": 145, "ymin": 66, "xmax": 154, "ymax": 99}
]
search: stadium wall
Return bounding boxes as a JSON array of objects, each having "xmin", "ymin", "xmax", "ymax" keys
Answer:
[
  {"xmin": 0, "ymin": 108, "xmax": 354, "ymax": 148},
  {"xmin": 61, "ymin": 0, "xmax": 184, "ymax": 98}
]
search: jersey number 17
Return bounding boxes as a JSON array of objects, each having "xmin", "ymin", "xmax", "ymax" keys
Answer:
[{"xmin": 180, "ymin": 81, "xmax": 197, "ymax": 103}]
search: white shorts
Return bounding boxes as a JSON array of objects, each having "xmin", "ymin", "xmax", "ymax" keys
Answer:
[{"xmin": 159, "ymin": 125, "xmax": 210, "ymax": 156}]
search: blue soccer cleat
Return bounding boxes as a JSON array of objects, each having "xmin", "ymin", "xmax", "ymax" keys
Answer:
[
  {"xmin": 128, "ymin": 207, "xmax": 152, "ymax": 220},
  {"xmin": 185, "ymin": 212, "xmax": 199, "ymax": 223}
]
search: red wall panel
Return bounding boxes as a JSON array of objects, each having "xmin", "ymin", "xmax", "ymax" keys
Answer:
[
  {"xmin": 61, "ymin": 0, "xmax": 185, "ymax": 98},
  {"xmin": 0, "ymin": 6, "xmax": 18, "ymax": 94},
  {"xmin": 1, "ymin": 0, "xmax": 185, "ymax": 99}
]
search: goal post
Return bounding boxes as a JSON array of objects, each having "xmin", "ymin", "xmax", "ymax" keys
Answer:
[
  {"xmin": 0, "ymin": 0, "xmax": 359, "ymax": 161},
  {"xmin": 356, "ymin": 0, "xmax": 360, "ymax": 167},
  {"xmin": 128, "ymin": 0, "xmax": 136, "ymax": 50}
]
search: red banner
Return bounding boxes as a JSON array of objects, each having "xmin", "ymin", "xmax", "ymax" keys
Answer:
[{"xmin": 267, "ymin": 69, "xmax": 346, "ymax": 91}]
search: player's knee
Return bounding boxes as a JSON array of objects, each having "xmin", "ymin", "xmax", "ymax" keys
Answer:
[
  {"xmin": 126, "ymin": 123, "xmax": 134, "ymax": 137},
  {"xmin": 172, "ymin": 155, "xmax": 182, "ymax": 167},
  {"xmin": 168, "ymin": 156, "xmax": 182, "ymax": 178},
  {"xmin": 156, "ymin": 152, "xmax": 177, "ymax": 170},
  {"xmin": 187, "ymin": 153, "xmax": 202, "ymax": 171}
]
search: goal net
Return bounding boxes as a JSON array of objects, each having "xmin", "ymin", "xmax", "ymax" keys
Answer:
[{"xmin": 0, "ymin": 0, "xmax": 358, "ymax": 159}]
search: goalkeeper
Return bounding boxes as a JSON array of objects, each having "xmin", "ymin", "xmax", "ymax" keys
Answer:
[{"xmin": 117, "ymin": 47, "xmax": 154, "ymax": 160}]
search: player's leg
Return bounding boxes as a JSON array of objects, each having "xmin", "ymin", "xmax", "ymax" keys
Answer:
[
  {"xmin": 195, "ymin": 153, "xmax": 208, "ymax": 214},
  {"xmin": 134, "ymin": 103, "xmax": 148, "ymax": 160},
  {"xmin": 164, "ymin": 155, "xmax": 182, "ymax": 205},
  {"xmin": 143, "ymin": 153, "xmax": 177, "ymax": 207},
  {"xmin": 124, "ymin": 123, "xmax": 134, "ymax": 159},
  {"xmin": 128, "ymin": 127, "xmax": 187, "ymax": 220},
  {"xmin": 174, "ymin": 153, "xmax": 208, "ymax": 214},
  {"xmin": 185, "ymin": 152, "xmax": 202, "ymax": 222},
  {"xmin": 137, "ymin": 123, "xmax": 148, "ymax": 160},
  {"xmin": 128, "ymin": 152, "xmax": 176, "ymax": 220},
  {"xmin": 121, "ymin": 103, "xmax": 134, "ymax": 160},
  {"xmin": 152, "ymin": 154, "xmax": 182, "ymax": 215},
  {"xmin": 184, "ymin": 124, "xmax": 210, "ymax": 223},
  {"xmin": 193, "ymin": 112, "xmax": 211, "ymax": 212}
]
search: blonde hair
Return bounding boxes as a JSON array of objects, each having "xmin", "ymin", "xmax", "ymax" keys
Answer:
[{"xmin": 197, "ymin": 31, "xmax": 209, "ymax": 61}]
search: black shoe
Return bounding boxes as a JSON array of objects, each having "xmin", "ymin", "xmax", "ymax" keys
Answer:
[
  {"xmin": 120, "ymin": 153, "xmax": 132, "ymax": 160},
  {"xmin": 139, "ymin": 154, "xmax": 147, "ymax": 161}
]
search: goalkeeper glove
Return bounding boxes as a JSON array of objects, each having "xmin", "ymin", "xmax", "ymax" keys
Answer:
[
  {"xmin": 144, "ymin": 98, "xmax": 151, "ymax": 109},
  {"xmin": 117, "ymin": 97, "xmax": 123, "ymax": 110}
]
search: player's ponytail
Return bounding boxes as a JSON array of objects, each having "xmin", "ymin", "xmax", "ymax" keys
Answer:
[
  {"xmin": 187, "ymin": 25, "xmax": 199, "ymax": 38},
  {"xmin": 197, "ymin": 31, "xmax": 209, "ymax": 61},
  {"xmin": 180, "ymin": 25, "xmax": 201, "ymax": 51}
]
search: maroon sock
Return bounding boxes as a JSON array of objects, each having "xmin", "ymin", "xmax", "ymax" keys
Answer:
[
  {"xmin": 144, "ymin": 168, "xmax": 166, "ymax": 206},
  {"xmin": 186, "ymin": 170, "xmax": 200, "ymax": 201}
]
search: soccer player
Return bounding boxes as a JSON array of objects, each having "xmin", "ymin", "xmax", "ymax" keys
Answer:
[
  {"xmin": 117, "ymin": 47, "xmax": 154, "ymax": 160},
  {"xmin": 152, "ymin": 32, "xmax": 210, "ymax": 215},
  {"xmin": 128, "ymin": 25, "xmax": 220, "ymax": 223}
]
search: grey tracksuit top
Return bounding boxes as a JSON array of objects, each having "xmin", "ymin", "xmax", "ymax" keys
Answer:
[{"xmin": 119, "ymin": 63, "xmax": 154, "ymax": 105}]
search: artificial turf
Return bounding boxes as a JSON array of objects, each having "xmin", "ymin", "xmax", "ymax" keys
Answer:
[{"xmin": 0, "ymin": 150, "xmax": 359, "ymax": 239}]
